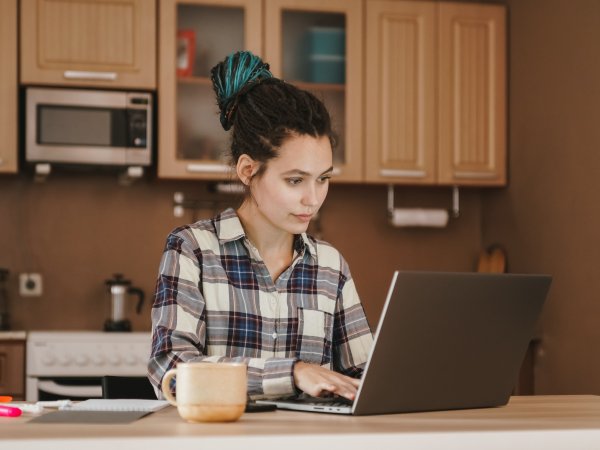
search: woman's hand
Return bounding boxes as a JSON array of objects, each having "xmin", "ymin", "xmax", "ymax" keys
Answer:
[{"xmin": 293, "ymin": 361, "xmax": 360, "ymax": 400}]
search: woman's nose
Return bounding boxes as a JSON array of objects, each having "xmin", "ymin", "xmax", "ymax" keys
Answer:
[{"xmin": 302, "ymin": 184, "xmax": 319, "ymax": 206}]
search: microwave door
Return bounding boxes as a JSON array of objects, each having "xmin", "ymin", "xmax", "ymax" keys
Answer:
[{"xmin": 29, "ymin": 105, "xmax": 128, "ymax": 165}]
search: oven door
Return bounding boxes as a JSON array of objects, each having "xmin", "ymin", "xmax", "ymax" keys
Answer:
[{"xmin": 27, "ymin": 376, "xmax": 103, "ymax": 402}]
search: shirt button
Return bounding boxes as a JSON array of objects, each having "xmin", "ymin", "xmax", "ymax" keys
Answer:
[{"xmin": 272, "ymin": 332, "xmax": 278, "ymax": 340}]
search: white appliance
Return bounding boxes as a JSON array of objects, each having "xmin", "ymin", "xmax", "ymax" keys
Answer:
[{"xmin": 26, "ymin": 331, "xmax": 151, "ymax": 402}]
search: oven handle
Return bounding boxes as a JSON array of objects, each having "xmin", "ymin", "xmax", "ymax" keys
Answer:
[
  {"xmin": 63, "ymin": 70, "xmax": 118, "ymax": 81},
  {"xmin": 37, "ymin": 380, "xmax": 102, "ymax": 398}
]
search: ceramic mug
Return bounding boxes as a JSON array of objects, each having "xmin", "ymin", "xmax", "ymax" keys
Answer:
[{"xmin": 161, "ymin": 362, "xmax": 247, "ymax": 423}]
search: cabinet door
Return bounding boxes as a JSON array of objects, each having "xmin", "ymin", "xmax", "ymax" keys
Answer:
[
  {"xmin": 437, "ymin": 3, "xmax": 506, "ymax": 186},
  {"xmin": 0, "ymin": 0, "xmax": 17, "ymax": 174},
  {"xmin": 158, "ymin": 0, "xmax": 262, "ymax": 179},
  {"xmin": 0, "ymin": 341, "xmax": 25, "ymax": 399},
  {"xmin": 365, "ymin": 1, "xmax": 436, "ymax": 184},
  {"xmin": 264, "ymin": 0, "xmax": 363, "ymax": 183},
  {"xmin": 20, "ymin": 0, "xmax": 156, "ymax": 89}
]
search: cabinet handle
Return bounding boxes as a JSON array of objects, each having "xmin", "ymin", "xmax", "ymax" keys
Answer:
[
  {"xmin": 63, "ymin": 70, "xmax": 118, "ymax": 81},
  {"xmin": 453, "ymin": 171, "xmax": 499, "ymax": 179},
  {"xmin": 186, "ymin": 163, "xmax": 231, "ymax": 174},
  {"xmin": 380, "ymin": 169, "xmax": 426, "ymax": 178}
]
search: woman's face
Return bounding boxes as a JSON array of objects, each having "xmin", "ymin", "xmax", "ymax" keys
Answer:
[{"xmin": 249, "ymin": 134, "xmax": 333, "ymax": 235}]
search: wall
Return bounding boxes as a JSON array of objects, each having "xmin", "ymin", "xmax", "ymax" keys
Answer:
[
  {"xmin": 482, "ymin": 0, "xmax": 600, "ymax": 394},
  {"xmin": 0, "ymin": 171, "xmax": 483, "ymax": 332}
]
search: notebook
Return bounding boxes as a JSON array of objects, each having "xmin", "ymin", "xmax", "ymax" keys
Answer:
[
  {"xmin": 257, "ymin": 271, "xmax": 551, "ymax": 415},
  {"xmin": 60, "ymin": 399, "xmax": 169, "ymax": 412}
]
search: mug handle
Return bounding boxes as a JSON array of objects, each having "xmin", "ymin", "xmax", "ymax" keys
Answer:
[{"xmin": 161, "ymin": 368, "xmax": 178, "ymax": 406}]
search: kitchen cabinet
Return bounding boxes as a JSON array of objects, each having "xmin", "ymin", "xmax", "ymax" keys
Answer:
[
  {"xmin": 20, "ymin": 0, "xmax": 157, "ymax": 89},
  {"xmin": 264, "ymin": 0, "xmax": 363, "ymax": 182},
  {"xmin": 158, "ymin": 0, "xmax": 362, "ymax": 182},
  {"xmin": 158, "ymin": 0, "xmax": 262, "ymax": 179},
  {"xmin": 365, "ymin": 1, "xmax": 506, "ymax": 186},
  {"xmin": 0, "ymin": 339, "xmax": 26, "ymax": 401},
  {"xmin": 0, "ymin": 0, "xmax": 18, "ymax": 174}
]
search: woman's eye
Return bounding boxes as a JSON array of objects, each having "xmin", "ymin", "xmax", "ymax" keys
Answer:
[
  {"xmin": 287, "ymin": 178, "xmax": 302, "ymax": 185},
  {"xmin": 318, "ymin": 176, "xmax": 331, "ymax": 183}
]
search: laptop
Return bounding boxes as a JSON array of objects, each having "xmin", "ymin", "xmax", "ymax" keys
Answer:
[{"xmin": 256, "ymin": 271, "xmax": 551, "ymax": 415}]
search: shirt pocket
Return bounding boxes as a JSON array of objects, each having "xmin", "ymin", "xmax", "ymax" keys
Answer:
[{"xmin": 296, "ymin": 307, "xmax": 334, "ymax": 366}]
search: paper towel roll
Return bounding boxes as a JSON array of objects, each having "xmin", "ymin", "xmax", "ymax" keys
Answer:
[{"xmin": 390, "ymin": 208, "xmax": 449, "ymax": 228}]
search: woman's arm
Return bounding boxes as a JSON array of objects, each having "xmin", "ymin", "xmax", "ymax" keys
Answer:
[
  {"xmin": 290, "ymin": 254, "xmax": 374, "ymax": 401},
  {"xmin": 332, "ymin": 259, "xmax": 374, "ymax": 378},
  {"xmin": 147, "ymin": 230, "xmax": 298, "ymax": 400}
]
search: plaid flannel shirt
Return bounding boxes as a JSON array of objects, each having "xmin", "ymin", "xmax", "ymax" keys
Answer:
[{"xmin": 148, "ymin": 208, "xmax": 373, "ymax": 399}]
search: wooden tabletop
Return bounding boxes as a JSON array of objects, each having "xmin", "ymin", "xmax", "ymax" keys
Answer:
[{"xmin": 2, "ymin": 395, "xmax": 600, "ymax": 449}]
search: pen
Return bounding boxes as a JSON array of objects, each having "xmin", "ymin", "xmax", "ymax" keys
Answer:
[
  {"xmin": 10, "ymin": 403, "xmax": 44, "ymax": 414},
  {"xmin": 38, "ymin": 399, "xmax": 72, "ymax": 409},
  {"xmin": 0, "ymin": 405, "xmax": 22, "ymax": 417},
  {"xmin": 0, "ymin": 396, "xmax": 13, "ymax": 402}
]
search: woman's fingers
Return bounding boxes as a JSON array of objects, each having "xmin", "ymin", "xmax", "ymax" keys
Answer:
[{"xmin": 293, "ymin": 361, "xmax": 361, "ymax": 399}]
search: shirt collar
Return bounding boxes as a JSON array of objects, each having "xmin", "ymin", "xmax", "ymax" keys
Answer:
[
  {"xmin": 214, "ymin": 208, "xmax": 246, "ymax": 242},
  {"xmin": 215, "ymin": 208, "xmax": 317, "ymax": 259}
]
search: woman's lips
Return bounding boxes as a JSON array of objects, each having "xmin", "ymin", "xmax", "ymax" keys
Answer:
[{"xmin": 293, "ymin": 214, "xmax": 313, "ymax": 222}]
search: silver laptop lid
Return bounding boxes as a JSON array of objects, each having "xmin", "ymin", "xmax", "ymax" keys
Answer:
[{"xmin": 352, "ymin": 271, "xmax": 551, "ymax": 415}]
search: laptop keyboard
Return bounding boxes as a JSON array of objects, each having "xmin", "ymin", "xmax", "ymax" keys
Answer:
[{"xmin": 294, "ymin": 395, "xmax": 353, "ymax": 407}]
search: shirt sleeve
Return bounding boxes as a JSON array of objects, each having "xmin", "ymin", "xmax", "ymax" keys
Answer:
[
  {"xmin": 147, "ymin": 229, "xmax": 297, "ymax": 400},
  {"xmin": 332, "ymin": 256, "xmax": 374, "ymax": 378}
]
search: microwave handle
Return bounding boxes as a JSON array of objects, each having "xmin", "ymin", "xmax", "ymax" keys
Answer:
[{"xmin": 63, "ymin": 70, "xmax": 118, "ymax": 81}]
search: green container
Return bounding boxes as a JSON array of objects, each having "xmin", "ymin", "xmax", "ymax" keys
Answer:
[
  {"xmin": 309, "ymin": 54, "xmax": 345, "ymax": 84},
  {"xmin": 308, "ymin": 26, "xmax": 345, "ymax": 56}
]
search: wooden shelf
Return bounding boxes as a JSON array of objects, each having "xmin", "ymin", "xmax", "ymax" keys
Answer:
[
  {"xmin": 288, "ymin": 80, "xmax": 345, "ymax": 92},
  {"xmin": 177, "ymin": 76, "xmax": 212, "ymax": 85},
  {"xmin": 177, "ymin": 76, "xmax": 346, "ymax": 93}
]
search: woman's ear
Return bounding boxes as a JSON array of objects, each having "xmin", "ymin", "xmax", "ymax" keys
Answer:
[{"xmin": 236, "ymin": 154, "xmax": 259, "ymax": 185}]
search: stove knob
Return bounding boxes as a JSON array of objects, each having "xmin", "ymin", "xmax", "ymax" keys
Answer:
[
  {"xmin": 92, "ymin": 354, "xmax": 106, "ymax": 366},
  {"xmin": 57, "ymin": 355, "xmax": 73, "ymax": 366},
  {"xmin": 107, "ymin": 355, "xmax": 121, "ymax": 366},
  {"xmin": 41, "ymin": 354, "xmax": 56, "ymax": 366},
  {"xmin": 74, "ymin": 355, "xmax": 89, "ymax": 366},
  {"xmin": 123, "ymin": 354, "xmax": 137, "ymax": 365}
]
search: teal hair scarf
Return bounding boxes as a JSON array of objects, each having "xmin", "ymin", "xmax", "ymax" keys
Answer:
[{"xmin": 212, "ymin": 51, "xmax": 273, "ymax": 129}]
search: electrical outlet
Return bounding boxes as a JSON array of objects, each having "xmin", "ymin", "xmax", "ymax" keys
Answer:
[{"xmin": 19, "ymin": 273, "xmax": 43, "ymax": 297}]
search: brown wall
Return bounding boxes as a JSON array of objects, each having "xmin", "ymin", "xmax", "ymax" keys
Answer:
[
  {"xmin": 8, "ymin": 0, "xmax": 596, "ymax": 397},
  {"xmin": 482, "ymin": 0, "xmax": 600, "ymax": 394},
  {"xmin": 0, "ymin": 173, "xmax": 484, "ymax": 332}
]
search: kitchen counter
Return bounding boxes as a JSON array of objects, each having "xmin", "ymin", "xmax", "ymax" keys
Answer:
[
  {"xmin": 0, "ymin": 330, "xmax": 26, "ymax": 340},
  {"xmin": 2, "ymin": 396, "xmax": 600, "ymax": 449}
]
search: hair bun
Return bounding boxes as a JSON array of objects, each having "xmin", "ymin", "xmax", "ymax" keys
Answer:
[{"xmin": 210, "ymin": 51, "xmax": 273, "ymax": 131}]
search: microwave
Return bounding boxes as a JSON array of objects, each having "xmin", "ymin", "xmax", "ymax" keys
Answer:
[{"xmin": 25, "ymin": 87, "xmax": 152, "ymax": 167}]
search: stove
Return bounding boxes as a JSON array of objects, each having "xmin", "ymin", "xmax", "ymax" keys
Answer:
[{"xmin": 26, "ymin": 331, "xmax": 151, "ymax": 401}]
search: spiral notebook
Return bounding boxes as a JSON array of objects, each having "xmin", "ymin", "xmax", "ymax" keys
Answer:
[
  {"xmin": 29, "ymin": 400, "xmax": 170, "ymax": 424},
  {"xmin": 61, "ymin": 399, "xmax": 169, "ymax": 412}
]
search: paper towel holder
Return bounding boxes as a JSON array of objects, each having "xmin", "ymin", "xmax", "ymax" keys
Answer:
[{"xmin": 387, "ymin": 185, "xmax": 460, "ymax": 219}]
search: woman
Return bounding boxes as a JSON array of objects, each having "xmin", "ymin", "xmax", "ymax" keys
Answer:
[{"xmin": 148, "ymin": 51, "xmax": 373, "ymax": 401}]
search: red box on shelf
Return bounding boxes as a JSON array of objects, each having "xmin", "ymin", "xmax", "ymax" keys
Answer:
[{"xmin": 176, "ymin": 29, "xmax": 196, "ymax": 77}]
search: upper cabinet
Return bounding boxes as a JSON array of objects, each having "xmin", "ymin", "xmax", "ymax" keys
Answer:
[
  {"xmin": 158, "ymin": 0, "xmax": 262, "ymax": 180},
  {"xmin": 365, "ymin": 1, "xmax": 506, "ymax": 186},
  {"xmin": 264, "ymin": 0, "xmax": 363, "ymax": 183},
  {"xmin": 437, "ymin": 3, "xmax": 506, "ymax": 186},
  {"xmin": 158, "ymin": 0, "xmax": 362, "ymax": 182},
  {"xmin": 20, "ymin": 0, "xmax": 157, "ymax": 89},
  {"xmin": 0, "ymin": 0, "xmax": 18, "ymax": 174}
]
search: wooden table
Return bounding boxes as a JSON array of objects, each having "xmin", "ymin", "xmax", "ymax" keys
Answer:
[{"xmin": 2, "ymin": 396, "xmax": 600, "ymax": 449}]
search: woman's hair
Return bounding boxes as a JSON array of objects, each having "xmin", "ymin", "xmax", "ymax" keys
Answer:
[{"xmin": 210, "ymin": 51, "xmax": 335, "ymax": 175}]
